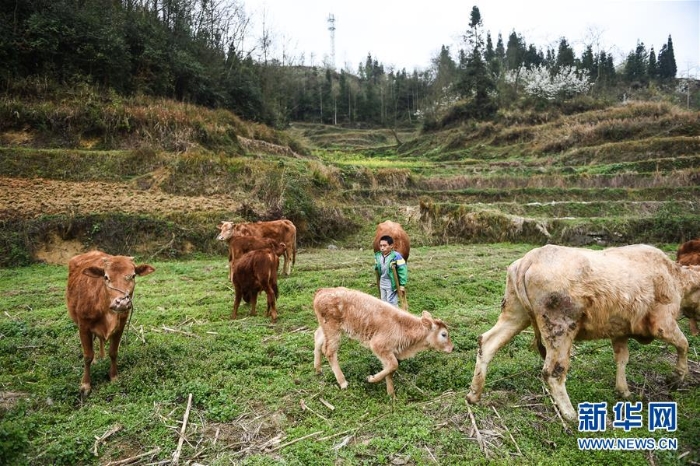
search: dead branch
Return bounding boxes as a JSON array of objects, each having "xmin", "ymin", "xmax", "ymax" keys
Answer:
[
  {"xmin": 93, "ymin": 423, "xmax": 123, "ymax": 457},
  {"xmin": 268, "ymin": 431, "xmax": 322, "ymax": 452},
  {"xmin": 172, "ymin": 393, "xmax": 193, "ymax": 465},
  {"xmin": 466, "ymin": 402, "xmax": 489, "ymax": 458},
  {"xmin": 105, "ymin": 447, "xmax": 161, "ymax": 465},
  {"xmin": 160, "ymin": 326, "xmax": 198, "ymax": 338},
  {"xmin": 319, "ymin": 398, "xmax": 335, "ymax": 411},
  {"xmin": 492, "ymin": 406, "xmax": 522, "ymax": 456},
  {"xmin": 300, "ymin": 399, "xmax": 330, "ymax": 423}
]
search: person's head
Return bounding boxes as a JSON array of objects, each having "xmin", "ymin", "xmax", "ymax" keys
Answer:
[{"xmin": 379, "ymin": 235, "xmax": 394, "ymax": 254}]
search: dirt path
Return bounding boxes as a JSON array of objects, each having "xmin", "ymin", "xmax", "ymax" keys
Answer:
[{"xmin": 0, "ymin": 177, "xmax": 239, "ymax": 219}]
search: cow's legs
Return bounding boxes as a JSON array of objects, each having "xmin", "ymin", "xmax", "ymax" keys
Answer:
[
  {"xmin": 653, "ymin": 320, "xmax": 689, "ymax": 382},
  {"xmin": 367, "ymin": 342, "xmax": 399, "ymax": 396},
  {"xmin": 283, "ymin": 249, "xmax": 291, "ymax": 276},
  {"xmin": 467, "ymin": 301, "xmax": 530, "ymax": 403},
  {"xmin": 540, "ymin": 332, "xmax": 576, "ymax": 422},
  {"xmin": 265, "ymin": 287, "xmax": 277, "ymax": 323},
  {"xmin": 78, "ymin": 327, "xmax": 95, "ymax": 395},
  {"xmin": 313, "ymin": 327, "xmax": 325, "ymax": 374},
  {"xmin": 612, "ymin": 337, "xmax": 632, "ymax": 397},
  {"xmin": 249, "ymin": 292, "xmax": 258, "ymax": 316},
  {"xmin": 108, "ymin": 330, "xmax": 124, "ymax": 381},
  {"xmin": 232, "ymin": 289, "xmax": 242, "ymax": 319},
  {"xmin": 322, "ymin": 327, "xmax": 348, "ymax": 389}
]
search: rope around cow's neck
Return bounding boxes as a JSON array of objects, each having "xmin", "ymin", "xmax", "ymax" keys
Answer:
[{"xmin": 105, "ymin": 281, "xmax": 134, "ymax": 345}]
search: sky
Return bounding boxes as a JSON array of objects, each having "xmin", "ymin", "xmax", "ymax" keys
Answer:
[{"xmin": 241, "ymin": 0, "xmax": 699, "ymax": 76}]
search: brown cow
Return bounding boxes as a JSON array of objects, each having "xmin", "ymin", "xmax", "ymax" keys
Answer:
[
  {"xmin": 677, "ymin": 239, "xmax": 700, "ymax": 335},
  {"xmin": 466, "ymin": 244, "xmax": 700, "ymax": 422},
  {"xmin": 67, "ymin": 250, "xmax": 155, "ymax": 395},
  {"xmin": 231, "ymin": 246, "xmax": 284, "ymax": 322},
  {"xmin": 313, "ymin": 287, "xmax": 453, "ymax": 396},
  {"xmin": 217, "ymin": 220, "xmax": 297, "ymax": 276},
  {"xmin": 219, "ymin": 234, "xmax": 282, "ymax": 283},
  {"xmin": 373, "ymin": 220, "xmax": 410, "ymax": 261}
]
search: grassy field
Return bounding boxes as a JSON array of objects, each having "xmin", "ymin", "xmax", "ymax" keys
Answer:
[{"xmin": 1, "ymin": 244, "xmax": 698, "ymax": 465}]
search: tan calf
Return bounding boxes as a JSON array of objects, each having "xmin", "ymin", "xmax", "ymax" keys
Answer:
[{"xmin": 313, "ymin": 287, "xmax": 453, "ymax": 396}]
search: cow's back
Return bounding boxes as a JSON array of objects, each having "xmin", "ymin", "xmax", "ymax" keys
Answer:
[
  {"xmin": 373, "ymin": 221, "xmax": 410, "ymax": 261},
  {"xmin": 314, "ymin": 287, "xmax": 412, "ymax": 335},
  {"xmin": 512, "ymin": 244, "xmax": 681, "ymax": 337}
]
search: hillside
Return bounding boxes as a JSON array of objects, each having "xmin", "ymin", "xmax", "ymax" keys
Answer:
[{"xmin": 1, "ymin": 94, "xmax": 699, "ymax": 267}]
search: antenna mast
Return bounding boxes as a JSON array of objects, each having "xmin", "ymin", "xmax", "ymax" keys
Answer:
[{"xmin": 327, "ymin": 13, "xmax": 336, "ymax": 69}]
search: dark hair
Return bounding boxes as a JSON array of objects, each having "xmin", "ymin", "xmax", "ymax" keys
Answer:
[{"xmin": 380, "ymin": 235, "xmax": 394, "ymax": 245}]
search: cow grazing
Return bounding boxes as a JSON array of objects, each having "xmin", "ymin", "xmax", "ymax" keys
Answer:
[
  {"xmin": 373, "ymin": 220, "xmax": 410, "ymax": 261},
  {"xmin": 66, "ymin": 250, "xmax": 155, "ymax": 395},
  {"xmin": 217, "ymin": 220, "xmax": 297, "ymax": 276},
  {"xmin": 466, "ymin": 244, "xmax": 700, "ymax": 422},
  {"xmin": 313, "ymin": 287, "xmax": 453, "ymax": 396},
  {"xmin": 676, "ymin": 239, "xmax": 700, "ymax": 335},
  {"xmin": 231, "ymin": 246, "xmax": 283, "ymax": 322}
]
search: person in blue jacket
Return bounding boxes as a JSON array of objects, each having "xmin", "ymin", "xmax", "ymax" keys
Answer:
[{"xmin": 374, "ymin": 235, "xmax": 408, "ymax": 308}]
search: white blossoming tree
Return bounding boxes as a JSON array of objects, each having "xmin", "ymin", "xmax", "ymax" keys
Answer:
[{"xmin": 506, "ymin": 66, "xmax": 592, "ymax": 101}]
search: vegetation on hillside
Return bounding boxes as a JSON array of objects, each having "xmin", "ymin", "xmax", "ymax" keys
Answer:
[{"xmin": 2, "ymin": 2, "xmax": 696, "ymax": 129}]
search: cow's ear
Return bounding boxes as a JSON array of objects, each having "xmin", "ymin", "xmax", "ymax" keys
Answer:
[
  {"xmin": 421, "ymin": 311, "xmax": 433, "ymax": 327},
  {"xmin": 135, "ymin": 264, "xmax": 156, "ymax": 276},
  {"xmin": 83, "ymin": 266, "xmax": 105, "ymax": 278}
]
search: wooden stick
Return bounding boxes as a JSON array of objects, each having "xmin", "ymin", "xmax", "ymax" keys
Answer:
[
  {"xmin": 466, "ymin": 403, "xmax": 488, "ymax": 458},
  {"xmin": 93, "ymin": 424, "xmax": 123, "ymax": 457},
  {"xmin": 319, "ymin": 397, "xmax": 335, "ymax": 411},
  {"xmin": 268, "ymin": 431, "xmax": 322, "ymax": 452},
  {"xmin": 172, "ymin": 393, "xmax": 193, "ymax": 465},
  {"xmin": 106, "ymin": 447, "xmax": 161, "ymax": 465},
  {"xmin": 300, "ymin": 399, "xmax": 330, "ymax": 422},
  {"xmin": 492, "ymin": 406, "xmax": 522, "ymax": 456},
  {"xmin": 161, "ymin": 326, "xmax": 197, "ymax": 338}
]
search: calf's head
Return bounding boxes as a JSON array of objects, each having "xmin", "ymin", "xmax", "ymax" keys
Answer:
[
  {"xmin": 83, "ymin": 257, "xmax": 155, "ymax": 313},
  {"xmin": 680, "ymin": 266, "xmax": 700, "ymax": 336},
  {"xmin": 422, "ymin": 311, "xmax": 454, "ymax": 353},
  {"xmin": 216, "ymin": 221, "xmax": 235, "ymax": 241}
]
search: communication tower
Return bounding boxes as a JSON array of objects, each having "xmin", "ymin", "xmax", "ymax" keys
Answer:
[{"xmin": 327, "ymin": 13, "xmax": 336, "ymax": 69}]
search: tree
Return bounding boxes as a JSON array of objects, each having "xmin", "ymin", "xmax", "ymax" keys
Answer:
[
  {"xmin": 657, "ymin": 35, "xmax": 677, "ymax": 79},
  {"xmin": 555, "ymin": 38, "xmax": 575, "ymax": 72},
  {"xmin": 624, "ymin": 41, "xmax": 648, "ymax": 84},
  {"xmin": 647, "ymin": 47, "xmax": 658, "ymax": 80}
]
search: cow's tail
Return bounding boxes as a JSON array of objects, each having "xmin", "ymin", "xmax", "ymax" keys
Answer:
[
  {"xmin": 511, "ymin": 256, "xmax": 546, "ymax": 358},
  {"xmin": 292, "ymin": 229, "xmax": 297, "ymax": 268}
]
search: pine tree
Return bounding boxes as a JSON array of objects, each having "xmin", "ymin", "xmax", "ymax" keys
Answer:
[
  {"xmin": 555, "ymin": 38, "xmax": 575, "ymax": 72},
  {"xmin": 647, "ymin": 47, "xmax": 658, "ymax": 81},
  {"xmin": 505, "ymin": 31, "xmax": 526, "ymax": 71},
  {"xmin": 657, "ymin": 35, "xmax": 677, "ymax": 79}
]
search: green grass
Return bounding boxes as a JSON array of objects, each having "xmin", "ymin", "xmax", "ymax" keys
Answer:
[{"xmin": 1, "ymin": 244, "xmax": 698, "ymax": 465}]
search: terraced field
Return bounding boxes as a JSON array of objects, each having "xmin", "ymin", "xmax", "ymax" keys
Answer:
[{"xmin": 1, "ymin": 100, "xmax": 699, "ymax": 267}]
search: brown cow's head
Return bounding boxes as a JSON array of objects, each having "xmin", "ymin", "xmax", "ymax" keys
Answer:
[
  {"xmin": 83, "ymin": 257, "xmax": 155, "ymax": 313},
  {"xmin": 216, "ymin": 221, "xmax": 235, "ymax": 241},
  {"xmin": 422, "ymin": 311, "xmax": 454, "ymax": 353}
]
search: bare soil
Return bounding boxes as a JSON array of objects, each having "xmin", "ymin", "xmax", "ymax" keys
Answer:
[{"xmin": 0, "ymin": 176, "xmax": 239, "ymax": 219}]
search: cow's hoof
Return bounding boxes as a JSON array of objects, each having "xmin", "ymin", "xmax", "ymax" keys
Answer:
[
  {"xmin": 668, "ymin": 372, "xmax": 686, "ymax": 388},
  {"xmin": 339, "ymin": 382, "xmax": 348, "ymax": 390},
  {"xmin": 466, "ymin": 391, "xmax": 480, "ymax": 404},
  {"xmin": 80, "ymin": 384, "xmax": 92, "ymax": 397}
]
